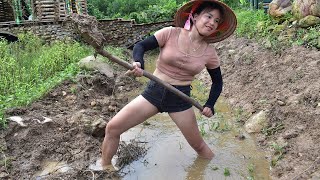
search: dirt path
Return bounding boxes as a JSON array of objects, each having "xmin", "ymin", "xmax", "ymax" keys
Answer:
[{"xmin": 0, "ymin": 35, "xmax": 319, "ymax": 179}]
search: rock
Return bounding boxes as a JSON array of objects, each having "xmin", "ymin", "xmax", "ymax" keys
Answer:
[
  {"xmin": 245, "ymin": 110, "xmax": 268, "ymax": 133},
  {"xmin": 7, "ymin": 116, "xmax": 27, "ymax": 127},
  {"xmin": 228, "ymin": 49, "xmax": 236, "ymax": 55},
  {"xmin": 108, "ymin": 105, "xmax": 117, "ymax": 112},
  {"xmin": 269, "ymin": 0, "xmax": 292, "ymax": 18},
  {"xmin": 62, "ymin": 91, "xmax": 67, "ymax": 96},
  {"xmin": 298, "ymin": 15, "xmax": 320, "ymax": 28},
  {"xmin": 0, "ymin": 172, "xmax": 9, "ymax": 178},
  {"xmin": 292, "ymin": 0, "xmax": 320, "ymax": 19},
  {"xmin": 283, "ymin": 130, "xmax": 298, "ymax": 139},
  {"xmin": 91, "ymin": 118, "xmax": 107, "ymax": 137},
  {"xmin": 68, "ymin": 110, "xmax": 85, "ymax": 124},
  {"xmin": 90, "ymin": 100, "xmax": 97, "ymax": 106},
  {"xmin": 287, "ymin": 94, "xmax": 301, "ymax": 105},
  {"xmin": 79, "ymin": 55, "xmax": 114, "ymax": 78},
  {"xmin": 277, "ymin": 100, "xmax": 286, "ymax": 106}
]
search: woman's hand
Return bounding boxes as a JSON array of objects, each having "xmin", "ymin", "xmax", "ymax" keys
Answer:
[
  {"xmin": 201, "ymin": 107, "xmax": 214, "ymax": 118},
  {"xmin": 125, "ymin": 62, "xmax": 143, "ymax": 77}
]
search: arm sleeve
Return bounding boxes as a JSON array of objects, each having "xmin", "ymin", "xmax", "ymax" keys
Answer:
[
  {"xmin": 132, "ymin": 35, "xmax": 159, "ymax": 69},
  {"xmin": 204, "ymin": 67, "xmax": 223, "ymax": 114}
]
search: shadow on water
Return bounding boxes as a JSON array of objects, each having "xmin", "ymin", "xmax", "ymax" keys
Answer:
[{"xmin": 119, "ymin": 54, "xmax": 271, "ymax": 180}]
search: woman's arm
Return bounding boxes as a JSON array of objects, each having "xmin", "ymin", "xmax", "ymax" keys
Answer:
[
  {"xmin": 132, "ymin": 35, "xmax": 159, "ymax": 69},
  {"xmin": 204, "ymin": 66, "xmax": 223, "ymax": 114}
]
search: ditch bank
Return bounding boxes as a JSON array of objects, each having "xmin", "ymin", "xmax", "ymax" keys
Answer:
[
  {"xmin": 0, "ymin": 35, "xmax": 319, "ymax": 179},
  {"xmin": 203, "ymin": 35, "xmax": 319, "ymax": 180}
]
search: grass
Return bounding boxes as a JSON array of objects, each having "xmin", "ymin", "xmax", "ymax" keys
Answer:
[
  {"xmin": 261, "ymin": 123, "xmax": 284, "ymax": 136},
  {"xmin": 197, "ymin": 112, "xmax": 231, "ymax": 137},
  {"xmin": 0, "ymin": 154, "xmax": 13, "ymax": 171},
  {"xmin": 224, "ymin": 167, "xmax": 231, "ymax": 176},
  {"xmin": 235, "ymin": 8, "xmax": 320, "ymax": 52},
  {"xmin": 0, "ymin": 33, "xmax": 132, "ymax": 128},
  {"xmin": 0, "ymin": 33, "xmax": 92, "ymax": 128},
  {"xmin": 247, "ymin": 163, "xmax": 255, "ymax": 180},
  {"xmin": 270, "ymin": 142, "xmax": 286, "ymax": 167}
]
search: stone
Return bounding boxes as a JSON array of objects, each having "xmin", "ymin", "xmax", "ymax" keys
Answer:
[
  {"xmin": 91, "ymin": 118, "xmax": 107, "ymax": 137},
  {"xmin": 245, "ymin": 110, "xmax": 268, "ymax": 133},
  {"xmin": 269, "ymin": 0, "xmax": 292, "ymax": 18},
  {"xmin": 277, "ymin": 100, "xmax": 286, "ymax": 106},
  {"xmin": 283, "ymin": 130, "xmax": 298, "ymax": 139},
  {"xmin": 298, "ymin": 15, "xmax": 320, "ymax": 28},
  {"xmin": 68, "ymin": 110, "xmax": 86, "ymax": 124},
  {"xmin": 292, "ymin": 0, "xmax": 320, "ymax": 19},
  {"xmin": 78, "ymin": 55, "xmax": 114, "ymax": 78}
]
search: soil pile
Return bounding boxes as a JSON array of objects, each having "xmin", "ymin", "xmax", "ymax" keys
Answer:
[
  {"xmin": 0, "ymin": 35, "xmax": 319, "ymax": 179},
  {"xmin": 0, "ymin": 71, "xmax": 143, "ymax": 179},
  {"xmin": 203, "ymin": 35, "xmax": 319, "ymax": 180}
]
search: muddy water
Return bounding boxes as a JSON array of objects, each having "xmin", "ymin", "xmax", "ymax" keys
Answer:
[{"xmin": 118, "ymin": 58, "xmax": 271, "ymax": 180}]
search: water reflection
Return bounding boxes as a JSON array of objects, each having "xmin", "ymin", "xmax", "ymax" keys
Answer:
[{"xmin": 186, "ymin": 157, "xmax": 211, "ymax": 180}]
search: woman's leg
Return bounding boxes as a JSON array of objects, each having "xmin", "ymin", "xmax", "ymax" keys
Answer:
[
  {"xmin": 101, "ymin": 95, "xmax": 159, "ymax": 167},
  {"xmin": 169, "ymin": 108, "xmax": 214, "ymax": 159}
]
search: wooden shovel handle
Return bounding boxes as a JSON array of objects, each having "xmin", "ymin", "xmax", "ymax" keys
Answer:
[{"xmin": 96, "ymin": 48, "xmax": 204, "ymax": 111}]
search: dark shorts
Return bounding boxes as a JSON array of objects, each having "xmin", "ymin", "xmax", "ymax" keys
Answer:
[{"xmin": 141, "ymin": 80, "xmax": 192, "ymax": 113}]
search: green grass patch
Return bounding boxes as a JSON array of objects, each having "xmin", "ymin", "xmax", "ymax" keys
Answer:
[
  {"xmin": 0, "ymin": 33, "xmax": 92, "ymax": 127},
  {"xmin": 235, "ymin": 8, "xmax": 320, "ymax": 51}
]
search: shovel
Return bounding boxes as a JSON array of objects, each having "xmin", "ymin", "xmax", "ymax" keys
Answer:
[{"xmin": 70, "ymin": 14, "xmax": 204, "ymax": 111}]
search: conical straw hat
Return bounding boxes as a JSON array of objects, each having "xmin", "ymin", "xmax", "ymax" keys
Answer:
[{"xmin": 174, "ymin": 0, "xmax": 237, "ymax": 43}]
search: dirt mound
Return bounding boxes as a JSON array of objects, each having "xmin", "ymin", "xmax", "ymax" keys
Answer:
[
  {"xmin": 0, "ymin": 71, "xmax": 143, "ymax": 179},
  {"xmin": 1, "ymin": 35, "xmax": 319, "ymax": 179},
  {"xmin": 206, "ymin": 35, "xmax": 320, "ymax": 179}
]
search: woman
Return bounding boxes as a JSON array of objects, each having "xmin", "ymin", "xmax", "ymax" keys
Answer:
[{"xmin": 100, "ymin": 0, "xmax": 237, "ymax": 170}]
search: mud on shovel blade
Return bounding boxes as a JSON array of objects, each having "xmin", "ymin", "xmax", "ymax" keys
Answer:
[{"xmin": 70, "ymin": 13, "xmax": 204, "ymax": 111}]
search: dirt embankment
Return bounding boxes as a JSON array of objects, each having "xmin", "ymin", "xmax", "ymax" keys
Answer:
[
  {"xmin": 210, "ymin": 36, "xmax": 320, "ymax": 179},
  {"xmin": 0, "ymin": 71, "xmax": 142, "ymax": 179},
  {"xmin": 0, "ymin": 35, "xmax": 319, "ymax": 179}
]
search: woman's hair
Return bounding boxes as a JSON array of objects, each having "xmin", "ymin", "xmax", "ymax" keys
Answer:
[{"xmin": 192, "ymin": 2, "xmax": 224, "ymax": 22}]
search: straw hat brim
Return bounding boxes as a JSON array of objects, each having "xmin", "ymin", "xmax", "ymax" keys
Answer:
[{"xmin": 174, "ymin": 0, "xmax": 237, "ymax": 43}]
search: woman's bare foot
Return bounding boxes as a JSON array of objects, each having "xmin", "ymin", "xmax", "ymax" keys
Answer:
[
  {"xmin": 197, "ymin": 145, "xmax": 215, "ymax": 159},
  {"xmin": 101, "ymin": 164, "xmax": 118, "ymax": 172},
  {"xmin": 89, "ymin": 158, "xmax": 118, "ymax": 172}
]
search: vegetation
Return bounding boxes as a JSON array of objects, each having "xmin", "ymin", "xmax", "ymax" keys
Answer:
[
  {"xmin": 270, "ymin": 142, "xmax": 286, "ymax": 167},
  {"xmin": 88, "ymin": 0, "xmax": 319, "ymax": 50},
  {"xmin": 247, "ymin": 163, "xmax": 255, "ymax": 180},
  {"xmin": 235, "ymin": 8, "xmax": 320, "ymax": 51},
  {"xmin": 0, "ymin": 34, "xmax": 92, "ymax": 127},
  {"xmin": 88, "ymin": 0, "xmax": 187, "ymax": 23},
  {"xmin": 1, "ymin": 1, "xmax": 319, "ymax": 128},
  {"xmin": 224, "ymin": 167, "xmax": 231, "ymax": 176}
]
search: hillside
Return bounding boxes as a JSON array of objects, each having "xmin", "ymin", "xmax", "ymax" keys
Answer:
[{"xmin": 203, "ymin": 35, "xmax": 320, "ymax": 179}]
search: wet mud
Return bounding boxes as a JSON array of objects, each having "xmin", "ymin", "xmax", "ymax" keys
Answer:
[{"xmin": 0, "ymin": 34, "xmax": 319, "ymax": 179}]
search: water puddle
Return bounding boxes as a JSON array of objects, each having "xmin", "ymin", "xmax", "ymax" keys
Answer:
[
  {"xmin": 118, "ymin": 57, "xmax": 271, "ymax": 179},
  {"xmin": 34, "ymin": 160, "xmax": 71, "ymax": 179},
  {"xmin": 119, "ymin": 99, "xmax": 270, "ymax": 179}
]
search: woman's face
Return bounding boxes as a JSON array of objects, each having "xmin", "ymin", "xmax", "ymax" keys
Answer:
[{"xmin": 194, "ymin": 9, "xmax": 221, "ymax": 36}]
